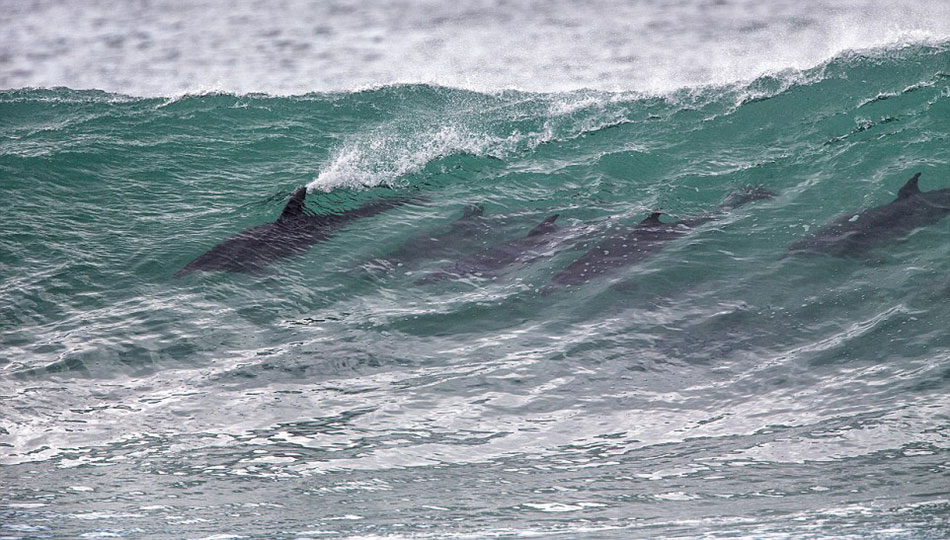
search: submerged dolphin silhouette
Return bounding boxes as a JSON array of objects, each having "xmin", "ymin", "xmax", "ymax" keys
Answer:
[
  {"xmin": 551, "ymin": 186, "xmax": 775, "ymax": 287},
  {"xmin": 175, "ymin": 187, "xmax": 410, "ymax": 277},
  {"xmin": 383, "ymin": 204, "xmax": 492, "ymax": 268},
  {"xmin": 788, "ymin": 173, "xmax": 950, "ymax": 257},
  {"xmin": 417, "ymin": 213, "xmax": 562, "ymax": 283}
]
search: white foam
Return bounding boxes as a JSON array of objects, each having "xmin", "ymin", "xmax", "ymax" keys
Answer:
[
  {"xmin": 308, "ymin": 125, "xmax": 498, "ymax": 192},
  {"xmin": 306, "ymin": 89, "xmax": 638, "ymax": 191},
  {"xmin": 2, "ymin": 0, "xmax": 948, "ymax": 96}
]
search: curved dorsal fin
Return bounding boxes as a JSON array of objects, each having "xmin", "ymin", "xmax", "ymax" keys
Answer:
[
  {"xmin": 279, "ymin": 187, "xmax": 309, "ymax": 220},
  {"xmin": 639, "ymin": 211, "xmax": 664, "ymax": 226},
  {"xmin": 897, "ymin": 172, "xmax": 922, "ymax": 200},
  {"xmin": 527, "ymin": 214, "xmax": 559, "ymax": 237},
  {"xmin": 461, "ymin": 204, "xmax": 484, "ymax": 219}
]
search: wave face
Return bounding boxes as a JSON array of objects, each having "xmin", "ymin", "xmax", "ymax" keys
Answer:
[{"xmin": 2, "ymin": 44, "xmax": 950, "ymax": 538}]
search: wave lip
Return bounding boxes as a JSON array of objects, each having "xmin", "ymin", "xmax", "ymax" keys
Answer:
[{"xmin": 3, "ymin": 1, "xmax": 950, "ymax": 96}]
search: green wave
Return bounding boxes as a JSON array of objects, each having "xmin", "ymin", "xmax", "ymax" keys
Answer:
[{"xmin": 0, "ymin": 42, "xmax": 948, "ymax": 376}]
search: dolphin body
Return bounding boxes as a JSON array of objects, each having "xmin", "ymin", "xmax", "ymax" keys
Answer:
[
  {"xmin": 175, "ymin": 187, "xmax": 409, "ymax": 277},
  {"xmin": 551, "ymin": 187, "xmax": 775, "ymax": 287},
  {"xmin": 788, "ymin": 173, "xmax": 950, "ymax": 257},
  {"xmin": 383, "ymin": 204, "xmax": 492, "ymax": 269},
  {"xmin": 417, "ymin": 214, "xmax": 562, "ymax": 283}
]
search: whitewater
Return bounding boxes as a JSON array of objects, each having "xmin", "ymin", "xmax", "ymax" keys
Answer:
[{"xmin": 1, "ymin": 1, "xmax": 949, "ymax": 538}]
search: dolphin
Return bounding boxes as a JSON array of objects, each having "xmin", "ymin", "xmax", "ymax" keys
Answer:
[
  {"xmin": 175, "ymin": 187, "xmax": 410, "ymax": 277},
  {"xmin": 550, "ymin": 186, "xmax": 775, "ymax": 287},
  {"xmin": 382, "ymin": 204, "xmax": 492, "ymax": 269},
  {"xmin": 788, "ymin": 172, "xmax": 950, "ymax": 257},
  {"xmin": 417, "ymin": 213, "xmax": 562, "ymax": 283}
]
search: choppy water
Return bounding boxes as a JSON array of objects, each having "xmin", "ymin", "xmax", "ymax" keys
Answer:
[{"xmin": 2, "ymin": 2, "xmax": 950, "ymax": 539}]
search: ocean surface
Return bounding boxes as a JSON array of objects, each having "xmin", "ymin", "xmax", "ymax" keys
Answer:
[{"xmin": 2, "ymin": 1, "xmax": 950, "ymax": 539}]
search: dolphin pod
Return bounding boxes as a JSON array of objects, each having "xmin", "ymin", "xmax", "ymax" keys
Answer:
[
  {"xmin": 787, "ymin": 172, "xmax": 950, "ymax": 257},
  {"xmin": 175, "ymin": 172, "xmax": 945, "ymax": 284},
  {"xmin": 175, "ymin": 187, "xmax": 412, "ymax": 277}
]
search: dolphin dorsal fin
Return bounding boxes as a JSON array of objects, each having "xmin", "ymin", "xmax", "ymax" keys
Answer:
[
  {"xmin": 640, "ymin": 212, "xmax": 664, "ymax": 226},
  {"xmin": 461, "ymin": 204, "xmax": 484, "ymax": 219},
  {"xmin": 527, "ymin": 214, "xmax": 559, "ymax": 237},
  {"xmin": 279, "ymin": 187, "xmax": 309, "ymax": 221},
  {"xmin": 897, "ymin": 172, "xmax": 922, "ymax": 200}
]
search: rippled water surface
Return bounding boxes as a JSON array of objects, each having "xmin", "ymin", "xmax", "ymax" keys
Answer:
[{"xmin": 2, "ymin": 2, "xmax": 950, "ymax": 539}]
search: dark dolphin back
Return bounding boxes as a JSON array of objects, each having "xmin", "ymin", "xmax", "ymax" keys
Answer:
[
  {"xmin": 176, "ymin": 185, "xmax": 415, "ymax": 278},
  {"xmin": 526, "ymin": 214, "xmax": 559, "ymax": 237}
]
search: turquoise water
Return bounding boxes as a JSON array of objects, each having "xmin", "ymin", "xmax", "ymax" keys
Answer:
[{"xmin": 1, "ymin": 43, "xmax": 949, "ymax": 538}]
